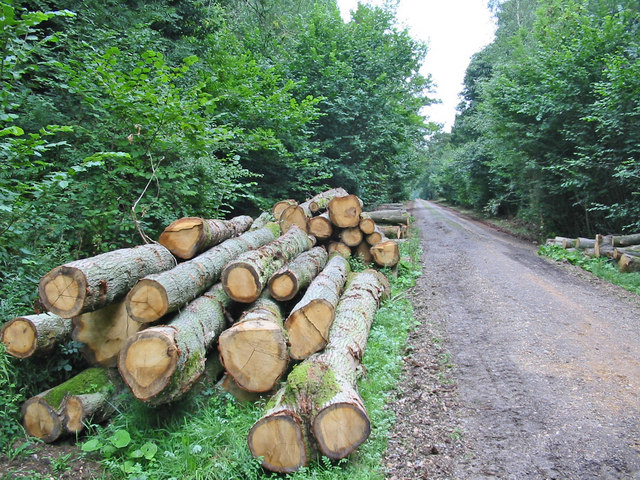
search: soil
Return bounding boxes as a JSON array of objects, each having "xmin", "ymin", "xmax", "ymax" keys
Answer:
[{"xmin": 384, "ymin": 199, "xmax": 640, "ymax": 480}]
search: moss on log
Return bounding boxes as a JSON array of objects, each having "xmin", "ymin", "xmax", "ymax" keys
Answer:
[
  {"xmin": 250, "ymin": 212, "xmax": 273, "ymax": 230},
  {"xmin": 1, "ymin": 313, "xmax": 72, "ymax": 359},
  {"xmin": 268, "ymin": 247, "xmax": 328, "ymax": 302}
]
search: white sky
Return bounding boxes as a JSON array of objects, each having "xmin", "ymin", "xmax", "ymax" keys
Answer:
[{"xmin": 336, "ymin": 0, "xmax": 496, "ymax": 131}]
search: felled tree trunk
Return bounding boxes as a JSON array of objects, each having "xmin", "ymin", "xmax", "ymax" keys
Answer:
[
  {"xmin": 72, "ymin": 300, "xmax": 144, "ymax": 367},
  {"xmin": 561, "ymin": 238, "xmax": 577, "ymax": 249},
  {"xmin": 1, "ymin": 313, "xmax": 72, "ymax": 359},
  {"xmin": 158, "ymin": 215, "xmax": 253, "ymax": 260},
  {"xmin": 285, "ymin": 254, "xmax": 350, "ymax": 360},
  {"xmin": 371, "ymin": 240, "xmax": 401, "ymax": 267},
  {"xmin": 340, "ymin": 227, "xmax": 363, "ymax": 247},
  {"xmin": 358, "ymin": 213, "xmax": 376, "ymax": 235},
  {"xmin": 39, "ymin": 244, "xmax": 176, "ymax": 318},
  {"xmin": 249, "ymin": 270, "xmax": 389, "ymax": 472},
  {"xmin": 619, "ymin": 254, "xmax": 640, "ymax": 273},
  {"xmin": 23, "ymin": 367, "xmax": 123, "ymax": 442},
  {"xmin": 575, "ymin": 237, "xmax": 596, "ymax": 249},
  {"xmin": 272, "ymin": 199, "xmax": 297, "ymax": 221},
  {"xmin": 250, "ymin": 212, "xmax": 272, "ymax": 230},
  {"xmin": 279, "ymin": 203, "xmax": 311, "ymax": 233},
  {"xmin": 377, "ymin": 224, "xmax": 402, "ymax": 239},
  {"xmin": 595, "ymin": 234, "xmax": 615, "ymax": 258},
  {"xmin": 328, "ymin": 241, "xmax": 351, "ymax": 258},
  {"xmin": 118, "ymin": 284, "xmax": 232, "ymax": 405},
  {"xmin": 218, "ymin": 292, "xmax": 288, "ymax": 392},
  {"xmin": 613, "ymin": 245, "xmax": 640, "ymax": 260},
  {"xmin": 328, "ymin": 195, "xmax": 362, "ymax": 228},
  {"xmin": 126, "ymin": 224, "xmax": 280, "ymax": 323},
  {"xmin": 268, "ymin": 247, "xmax": 328, "ymax": 301},
  {"xmin": 222, "ymin": 226, "xmax": 315, "ymax": 303},
  {"xmin": 366, "ymin": 209, "xmax": 409, "ymax": 225},
  {"xmin": 308, "ymin": 212, "xmax": 333, "ymax": 240},
  {"xmin": 373, "ymin": 202, "xmax": 404, "ymax": 210},
  {"xmin": 308, "ymin": 188, "xmax": 349, "ymax": 214},
  {"xmin": 612, "ymin": 233, "xmax": 640, "ymax": 247}
]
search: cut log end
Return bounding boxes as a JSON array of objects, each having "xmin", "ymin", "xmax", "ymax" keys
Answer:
[
  {"xmin": 126, "ymin": 279, "xmax": 170, "ymax": 323},
  {"xmin": 328, "ymin": 195, "xmax": 362, "ymax": 228},
  {"xmin": 222, "ymin": 264, "xmax": 261, "ymax": 303},
  {"xmin": 1, "ymin": 319, "xmax": 37, "ymax": 358},
  {"xmin": 38, "ymin": 267, "xmax": 86, "ymax": 318},
  {"xmin": 269, "ymin": 273, "xmax": 298, "ymax": 302},
  {"xmin": 279, "ymin": 206, "xmax": 309, "ymax": 234},
  {"xmin": 64, "ymin": 396, "xmax": 86, "ymax": 433},
  {"xmin": 22, "ymin": 399, "xmax": 62, "ymax": 443},
  {"xmin": 285, "ymin": 299, "xmax": 334, "ymax": 360},
  {"xmin": 308, "ymin": 216, "xmax": 332, "ymax": 240},
  {"xmin": 370, "ymin": 240, "xmax": 400, "ymax": 267},
  {"xmin": 313, "ymin": 402, "xmax": 370, "ymax": 459},
  {"xmin": 248, "ymin": 413, "xmax": 307, "ymax": 473},
  {"xmin": 119, "ymin": 332, "xmax": 178, "ymax": 401},
  {"xmin": 218, "ymin": 321, "xmax": 288, "ymax": 392},
  {"xmin": 158, "ymin": 217, "xmax": 204, "ymax": 259}
]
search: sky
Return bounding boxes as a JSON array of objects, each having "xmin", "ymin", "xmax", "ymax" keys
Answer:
[{"xmin": 336, "ymin": 0, "xmax": 497, "ymax": 131}]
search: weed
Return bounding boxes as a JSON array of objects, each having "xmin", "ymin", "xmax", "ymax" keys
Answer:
[{"xmin": 50, "ymin": 452, "xmax": 73, "ymax": 472}]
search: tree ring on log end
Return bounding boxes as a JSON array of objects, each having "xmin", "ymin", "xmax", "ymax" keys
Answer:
[
  {"xmin": 248, "ymin": 413, "xmax": 307, "ymax": 473},
  {"xmin": 23, "ymin": 399, "xmax": 62, "ymax": 443},
  {"xmin": 285, "ymin": 299, "xmax": 335, "ymax": 360},
  {"xmin": 313, "ymin": 402, "xmax": 370, "ymax": 459},
  {"xmin": 1, "ymin": 318, "xmax": 36, "ymax": 358},
  {"xmin": 269, "ymin": 273, "xmax": 298, "ymax": 302},
  {"xmin": 126, "ymin": 279, "xmax": 170, "ymax": 323},
  {"xmin": 38, "ymin": 266, "xmax": 86, "ymax": 318},
  {"xmin": 158, "ymin": 217, "xmax": 203, "ymax": 259},
  {"xmin": 222, "ymin": 264, "xmax": 261, "ymax": 303}
]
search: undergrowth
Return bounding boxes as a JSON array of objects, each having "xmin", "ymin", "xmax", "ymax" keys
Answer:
[
  {"xmin": 539, "ymin": 244, "xmax": 640, "ymax": 296},
  {"xmin": 69, "ymin": 237, "xmax": 423, "ymax": 480}
]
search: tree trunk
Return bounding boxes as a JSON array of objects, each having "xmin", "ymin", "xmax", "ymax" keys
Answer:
[
  {"xmin": 308, "ymin": 188, "xmax": 349, "ymax": 214},
  {"xmin": 249, "ymin": 270, "xmax": 389, "ymax": 472},
  {"xmin": 370, "ymin": 240, "xmax": 400, "ymax": 267},
  {"xmin": 612, "ymin": 233, "xmax": 640, "ymax": 247},
  {"xmin": 118, "ymin": 284, "xmax": 232, "ymax": 405},
  {"xmin": 250, "ymin": 212, "xmax": 272, "ymax": 230},
  {"xmin": 279, "ymin": 203, "xmax": 311, "ymax": 233},
  {"xmin": 158, "ymin": 215, "xmax": 253, "ymax": 260},
  {"xmin": 284, "ymin": 254, "xmax": 350, "ymax": 360},
  {"xmin": 39, "ymin": 244, "xmax": 176, "ymax": 318},
  {"xmin": 619, "ymin": 254, "xmax": 640, "ymax": 273},
  {"xmin": 358, "ymin": 213, "xmax": 376, "ymax": 235},
  {"xmin": 328, "ymin": 195, "xmax": 363, "ymax": 228},
  {"xmin": 373, "ymin": 203, "xmax": 404, "ymax": 210},
  {"xmin": 595, "ymin": 234, "xmax": 614, "ymax": 258},
  {"xmin": 328, "ymin": 241, "xmax": 351, "ymax": 258},
  {"xmin": 218, "ymin": 292, "xmax": 288, "ymax": 392},
  {"xmin": 613, "ymin": 245, "xmax": 640, "ymax": 260},
  {"xmin": 23, "ymin": 367, "xmax": 122, "ymax": 442},
  {"xmin": 272, "ymin": 199, "xmax": 297, "ymax": 221},
  {"xmin": 561, "ymin": 238, "xmax": 577, "ymax": 249},
  {"xmin": 575, "ymin": 237, "xmax": 596, "ymax": 249},
  {"xmin": 72, "ymin": 300, "xmax": 144, "ymax": 367},
  {"xmin": 340, "ymin": 227, "xmax": 363, "ymax": 247},
  {"xmin": 222, "ymin": 226, "xmax": 315, "ymax": 303},
  {"xmin": 126, "ymin": 224, "xmax": 280, "ymax": 323},
  {"xmin": 268, "ymin": 247, "xmax": 328, "ymax": 302},
  {"xmin": 366, "ymin": 209, "xmax": 409, "ymax": 225},
  {"xmin": 1, "ymin": 313, "xmax": 72, "ymax": 359},
  {"xmin": 308, "ymin": 212, "xmax": 333, "ymax": 240},
  {"xmin": 354, "ymin": 241, "xmax": 373, "ymax": 264}
]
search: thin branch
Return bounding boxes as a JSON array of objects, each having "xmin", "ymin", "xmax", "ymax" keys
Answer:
[{"xmin": 131, "ymin": 154, "xmax": 164, "ymax": 245}]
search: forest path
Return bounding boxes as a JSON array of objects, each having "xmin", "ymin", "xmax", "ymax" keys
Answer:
[{"xmin": 384, "ymin": 199, "xmax": 640, "ymax": 480}]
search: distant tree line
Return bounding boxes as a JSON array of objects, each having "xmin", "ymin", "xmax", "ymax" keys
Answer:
[{"xmin": 420, "ymin": 0, "xmax": 640, "ymax": 238}]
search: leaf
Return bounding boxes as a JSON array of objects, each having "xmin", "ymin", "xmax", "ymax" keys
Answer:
[
  {"xmin": 0, "ymin": 126, "xmax": 25, "ymax": 137},
  {"xmin": 109, "ymin": 429, "xmax": 131, "ymax": 448},
  {"xmin": 81, "ymin": 439, "xmax": 101, "ymax": 452},
  {"xmin": 140, "ymin": 442, "xmax": 158, "ymax": 460}
]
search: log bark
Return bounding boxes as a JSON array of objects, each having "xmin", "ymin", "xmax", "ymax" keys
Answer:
[
  {"xmin": 272, "ymin": 200, "xmax": 297, "ymax": 221},
  {"xmin": 370, "ymin": 240, "xmax": 400, "ymax": 267},
  {"xmin": 561, "ymin": 238, "xmax": 577, "ymax": 249},
  {"xmin": 328, "ymin": 241, "xmax": 351, "ymax": 258},
  {"xmin": 250, "ymin": 212, "xmax": 272, "ymax": 230},
  {"xmin": 1, "ymin": 313, "xmax": 72, "ymax": 359},
  {"xmin": 308, "ymin": 188, "xmax": 349, "ymax": 214},
  {"xmin": 158, "ymin": 215, "xmax": 253, "ymax": 260},
  {"xmin": 613, "ymin": 245, "xmax": 640, "ymax": 260},
  {"xmin": 285, "ymin": 254, "xmax": 350, "ymax": 360},
  {"xmin": 575, "ymin": 237, "xmax": 596, "ymax": 249},
  {"xmin": 126, "ymin": 224, "xmax": 280, "ymax": 323},
  {"xmin": 328, "ymin": 195, "xmax": 362, "ymax": 228},
  {"xmin": 39, "ymin": 244, "xmax": 176, "ymax": 318},
  {"xmin": 118, "ymin": 284, "xmax": 232, "ymax": 404},
  {"xmin": 72, "ymin": 300, "xmax": 144, "ymax": 367},
  {"xmin": 268, "ymin": 247, "xmax": 328, "ymax": 302},
  {"xmin": 222, "ymin": 226, "xmax": 315, "ymax": 303},
  {"xmin": 249, "ymin": 270, "xmax": 389, "ymax": 471},
  {"xmin": 218, "ymin": 292, "xmax": 288, "ymax": 392},
  {"xmin": 354, "ymin": 242, "xmax": 373, "ymax": 264},
  {"xmin": 619, "ymin": 254, "xmax": 640, "ymax": 273},
  {"xmin": 358, "ymin": 213, "xmax": 376, "ymax": 235},
  {"xmin": 366, "ymin": 209, "xmax": 409, "ymax": 225},
  {"xmin": 612, "ymin": 233, "xmax": 640, "ymax": 247},
  {"xmin": 373, "ymin": 203, "xmax": 404, "ymax": 210},
  {"xmin": 308, "ymin": 212, "xmax": 333, "ymax": 241},
  {"xmin": 595, "ymin": 234, "xmax": 615, "ymax": 258},
  {"xmin": 279, "ymin": 203, "xmax": 311, "ymax": 233},
  {"xmin": 23, "ymin": 367, "xmax": 123, "ymax": 442}
]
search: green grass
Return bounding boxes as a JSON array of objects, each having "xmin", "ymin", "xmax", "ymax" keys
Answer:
[
  {"xmin": 539, "ymin": 244, "xmax": 640, "ymax": 296},
  {"xmin": 75, "ymin": 237, "xmax": 423, "ymax": 480}
]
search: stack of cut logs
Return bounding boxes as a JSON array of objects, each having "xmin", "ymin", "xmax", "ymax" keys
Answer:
[
  {"xmin": 546, "ymin": 232, "xmax": 640, "ymax": 273},
  {"xmin": 0, "ymin": 188, "xmax": 408, "ymax": 473}
]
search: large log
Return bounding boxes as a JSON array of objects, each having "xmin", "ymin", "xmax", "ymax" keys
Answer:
[
  {"xmin": 218, "ymin": 292, "xmax": 287, "ymax": 392},
  {"xmin": 272, "ymin": 199, "xmax": 297, "ymax": 221},
  {"xmin": 118, "ymin": 284, "xmax": 232, "ymax": 404},
  {"xmin": 285, "ymin": 254, "xmax": 350, "ymax": 360},
  {"xmin": 279, "ymin": 203, "xmax": 311, "ymax": 233},
  {"xmin": 248, "ymin": 270, "xmax": 389, "ymax": 472},
  {"xmin": 575, "ymin": 237, "xmax": 596, "ymax": 249},
  {"xmin": 308, "ymin": 188, "xmax": 349, "ymax": 214},
  {"xmin": 340, "ymin": 227, "xmax": 363, "ymax": 247},
  {"xmin": 366, "ymin": 209, "xmax": 409, "ymax": 225},
  {"xmin": 39, "ymin": 244, "xmax": 176, "ymax": 318},
  {"xmin": 328, "ymin": 195, "xmax": 362, "ymax": 228},
  {"xmin": 612, "ymin": 233, "xmax": 640, "ymax": 247},
  {"xmin": 1, "ymin": 313, "xmax": 72, "ymax": 359},
  {"xmin": 370, "ymin": 240, "xmax": 400, "ymax": 267},
  {"xmin": 72, "ymin": 300, "xmax": 144, "ymax": 367},
  {"xmin": 158, "ymin": 215, "xmax": 253, "ymax": 260},
  {"xmin": 222, "ymin": 226, "xmax": 315, "ymax": 303},
  {"xmin": 268, "ymin": 247, "xmax": 328, "ymax": 302},
  {"xmin": 126, "ymin": 224, "xmax": 280, "ymax": 323},
  {"xmin": 308, "ymin": 212, "xmax": 333, "ymax": 241},
  {"xmin": 619, "ymin": 254, "xmax": 640, "ymax": 273},
  {"xmin": 23, "ymin": 367, "xmax": 123, "ymax": 442}
]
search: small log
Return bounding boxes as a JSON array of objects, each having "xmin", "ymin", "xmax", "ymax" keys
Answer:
[
  {"xmin": 222, "ymin": 226, "xmax": 315, "ymax": 303},
  {"xmin": 340, "ymin": 227, "xmax": 363, "ymax": 247},
  {"xmin": 268, "ymin": 247, "xmax": 328, "ymax": 302},
  {"xmin": 575, "ymin": 237, "xmax": 596, "ymax": 249},
  {"xmin": 285, "ymin": 254, "xmax": 350, "ymax": 360},
  {"xmin": 613, "ymin": 245, "xmax": 640, "ymax": 260},
  {"xmin": 308, "ymin": 212, "xmax": 333, "ymax": 241},
  {"xmin": 280, "ymin": 203, "xmax": 311, "ymax": 233},
  {"xmin": 619, "ymin": 254, "xmax": 640, "ymax": 273},
  {"xmin": 72, "ymin": 300, "xmax": 144, "ymax": 367},
  {"xmin": 23, "ymin": 367, "xmax": 122, "ymax": 442},
  {"xmin": 358, "ymin": 213, "xmax": 376, "ymax": 235},
  {"xmin": 377, "ymin": 225, "xmax": 402, "ymax": 239},
  {"xmin": 308, "ymin": 188, "xmax": 349, "ymax": 214},
  {"xmin": 39, "ymin": 244, "xmax": 176, "ymax": 318},
  {"xmin": 366, "ymin": 209, "xmax": 409, "ymax": 225},
  {"xmin": 373, "ymin": 202, "xmax": 404, "ymax": 210},
  {"xmin": 158, "ymin": 215, "xmax": 253, "ymax": 260},
  {"xmin": 370, "ymin": 240, "xmax": 400, "ymax": 267},
  {"xmin": 612, "ymin": 233, "xmax": 640, "ymax": 247},
  {"xmin": 354, "ymin": 242, "xmax": 373, "ymax": 264},
  {"xmin": 126, "ymin": 224, "xmax": 279, "ymax": 323},
  {"xmin": 562, "ymin": 238, "xmax": 577, "ymax": 249},
  {"xmin": 545, "ymin": 238, "xmax": 562, "ymax": 246},
  {"xmin": 273, "ymin": 200, "xmax": 297, "ymax": 221},
  {"xmin": 595, "ymin": 234, "xmax": 615, "ymax": 258},
  {"xmin": 1, "ymin": 313, "xmax": 72, "ymax": 359},
  {"xmin": 328, "ymin": 241, "xmax": 351, "ymax": 258},
  {"xmin": 366, "ymin": 226, "xmax": 384, "ymax": 246},
  {"xmin": 328, "ymin": 194, "xmax": 362, "ymax": 228},
  {"xmin": 118, "ymin": 284, "xmax": 232, "ymax": 405},
  {"xmin": 250, "ymin": 212, "xmax": 272, "ymax": 230}
]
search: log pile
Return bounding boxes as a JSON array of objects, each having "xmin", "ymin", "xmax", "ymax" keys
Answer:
[
  {"xmin": 545, "ymin": 232, "xmax": 640, "ymax": 273},
  {"xmin": 2, "ymin": 188, "xmax": 404, "ymax": 473}
]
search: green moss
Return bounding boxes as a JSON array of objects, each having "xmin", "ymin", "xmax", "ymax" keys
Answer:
[
  {"xmin": 43, "ymin": 367, "xmax": 112, "ymax": 409},
  {"xmin": 166, "ymin": 350, "xmax": 204, "ymax": 396},
  {"xmin": 264, "ymin": 222, "xmax": 282, "ymax": 238},
  {"xmin": 284, "ymin": 362, "xmax": 339, "ymax": 407}
]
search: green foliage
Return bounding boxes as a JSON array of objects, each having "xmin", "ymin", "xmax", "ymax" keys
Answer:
[{"xmin": 0, "ymin": 344, "xmax": 25, "ymax": 451}]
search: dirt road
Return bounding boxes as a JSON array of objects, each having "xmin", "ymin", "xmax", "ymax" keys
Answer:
[{"xmin": 384, "ymin": 200, "xmax": 640, "ymax": 480}]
